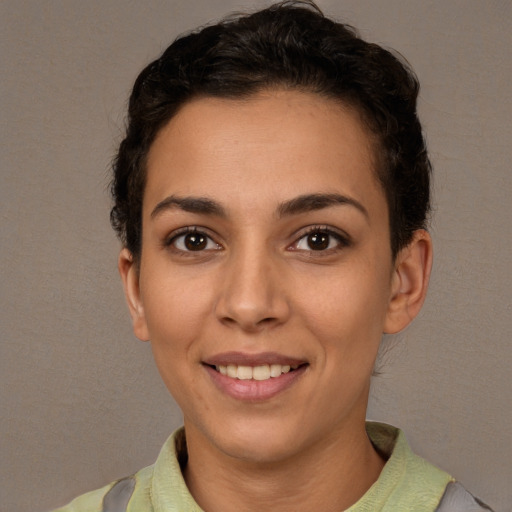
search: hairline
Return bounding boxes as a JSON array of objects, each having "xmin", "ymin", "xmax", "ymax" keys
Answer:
[{"xmin": 129, "ymin": 86, "xmax": 392, "ymax": 263}]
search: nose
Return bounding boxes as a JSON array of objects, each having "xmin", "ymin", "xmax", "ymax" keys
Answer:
[{"xmin": 215, "ymin": 245, "xmax": 290, "ymax": 332}]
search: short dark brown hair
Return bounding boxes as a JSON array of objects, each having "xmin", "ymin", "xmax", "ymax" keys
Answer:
[{"xmin": 111, "ymin": 0, "xmax": 431, "ymax": 260}]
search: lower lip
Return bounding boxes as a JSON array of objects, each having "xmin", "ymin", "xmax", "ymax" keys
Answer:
[{"xmin": 204, "ymin": 365, "xmax": 307, "ymax": 402}]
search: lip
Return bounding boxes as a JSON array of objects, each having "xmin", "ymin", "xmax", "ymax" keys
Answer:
[
  {"xmin": 204, "ymin": 364, "xmax": 307, "ymax": 402},
  {"xmin": 202, "ymin": 352, "xmax": 308, "ymax": 402}
]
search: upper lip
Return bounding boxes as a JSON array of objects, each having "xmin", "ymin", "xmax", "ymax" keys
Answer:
[{"xmin": 203, "ymin": 351, "xmax": 306, "ymax": 367}]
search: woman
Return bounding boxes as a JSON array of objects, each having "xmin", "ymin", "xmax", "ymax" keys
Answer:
[{"xmin": 55, "ymin": 2, "xmax": 492, "ymax": 510}]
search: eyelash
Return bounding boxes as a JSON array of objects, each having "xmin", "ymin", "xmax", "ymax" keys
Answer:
[
  {"xmin": 164, "ymin": 227, "xmax": 221, "ymax": 255},
  {"xmin": 163, "ymin": 225, "xmax": 351, "ymax": 256},
  {"xmin": 290, "ymin": 226, "xmax": 351, "ymax": 254}
]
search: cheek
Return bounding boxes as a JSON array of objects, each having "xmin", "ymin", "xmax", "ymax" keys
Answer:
[
  {"xmin": 144, "ymin": 278, "xmax": 212, "ymax": 407},
  {"xmin": 141, "ymin": 266, "xmax": 214, "ymax": 338},
  {"xmin": 296, "ymin": 264, "xmax": 391, "ymax": 355}
]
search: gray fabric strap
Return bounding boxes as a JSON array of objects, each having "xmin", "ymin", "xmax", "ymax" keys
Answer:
[
  {"xmin": 102, "ymin": 477, "xmax": 136, "ymax": 512},
  {"xmin": 436, "ymin": 482, "xmax": 494, "ymax": 512}
]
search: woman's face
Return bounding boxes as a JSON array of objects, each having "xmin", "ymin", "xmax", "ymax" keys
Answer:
[{"xmin": 122, "ymin": 90, "xmax": 408, "ymax": 463}]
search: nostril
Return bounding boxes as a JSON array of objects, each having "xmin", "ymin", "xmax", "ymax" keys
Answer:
[
  {"xmin": 258, "ymin": 316, "xmax": 279, "ymax": 325},
  {"xmin": 218, "ymin": 313, "xmax": 280, "ymax": 332}
]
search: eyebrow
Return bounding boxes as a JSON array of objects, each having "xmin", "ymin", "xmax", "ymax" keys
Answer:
[
  {"xmin": 150, "ymin": 192, "xmax": 368, "ymax": 220},
  {"xmin": 277, "ymin": 193, "xmax": 369, "ymax": 219},
  {"xmin": 150, "ymin": 195, "xmax": 226, "ymax": 219}
]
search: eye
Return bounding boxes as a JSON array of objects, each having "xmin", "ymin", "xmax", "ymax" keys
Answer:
[
  {"xmin": 293, "ymin": 227, "xmax": 349, "ymax": 252},
  {"xmin": 167, "ymin": 229, "xmax": 221, "ymax": 252}
]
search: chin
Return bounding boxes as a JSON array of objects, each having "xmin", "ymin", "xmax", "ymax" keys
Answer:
[
  {"xmin": 202, "ymin": 416, "xmax": 317, "ymax": 465},
  {"xmin": 221, "ymin": 436, "xmax": 299, "ymax": 465}
]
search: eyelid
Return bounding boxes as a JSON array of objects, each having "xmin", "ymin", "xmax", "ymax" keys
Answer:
[
  {"xmin": 162, "ymin": 224, "xmax": 350, "ymax": 254},
  {"xmin": 288, "ymin": 225, "xmax": 352, "ymax": 252},
  {"xmin": 163, "ymin": 226, "xmax": 222, "ymax": 252}
]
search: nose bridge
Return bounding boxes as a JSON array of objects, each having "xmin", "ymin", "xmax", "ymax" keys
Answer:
[{"xmin": 215, "ymin": 237, "xmax": 289, "ymax": 330}]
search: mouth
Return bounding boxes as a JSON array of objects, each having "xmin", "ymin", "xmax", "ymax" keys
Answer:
[{"xmin": 202, "ymin": 352, "xmax": 308, "ymax": 401}]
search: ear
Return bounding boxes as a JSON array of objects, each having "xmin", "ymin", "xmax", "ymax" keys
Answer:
[
  {"xmin": 384, "ymin": 230, "xmax": 433, "ymax": 334},
  {"xmin": 118, "ymin": 248, "xmax": 150, "ymax": 341}
]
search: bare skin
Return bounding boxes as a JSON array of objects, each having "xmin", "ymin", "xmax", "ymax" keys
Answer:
[
  {"xmin": 184, "ymin": 382, "xmax": 384, "ymax": 511},
  {"xmin": 119, "ymin": 90, "xmax": 432, "ymax": 511}
]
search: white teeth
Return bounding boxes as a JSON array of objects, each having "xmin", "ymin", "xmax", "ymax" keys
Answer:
[
  {"xmin": 253, "ymin": 365, "xmax": 270, "ymax": 381},
  {"xmin": 215, "ymin": 363, "xmax": 297, "ymax": 381},
  {"xmin": 236, "ymin": 365, "xmax": 253, "ymax": 380},
  {"xmin": 269, "ymin": 364, "xmax": 282, "ymax": 378}
]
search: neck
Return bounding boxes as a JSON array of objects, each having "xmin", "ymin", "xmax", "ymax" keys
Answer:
[{"xmin": 183, "ymin": 421, "xmax": 385, "ymax": 512}]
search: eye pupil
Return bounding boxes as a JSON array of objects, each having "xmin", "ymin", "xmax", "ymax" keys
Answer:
[
  {"xmin": 307, "ymin": 232, "xmax": 329, "ymax": 250},
  {"xmin": 184, "ymin": 233, "xmax": 207, "ymax": 251}
]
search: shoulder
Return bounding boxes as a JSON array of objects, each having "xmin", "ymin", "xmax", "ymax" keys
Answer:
[
  {"xmin": 363, "ymin": 422, "xmax": 494, "ymax": 511},
  {"xmin": 50, "ymin": 428, "xmax": 189, "ymax": 512},
  {"xmin": 51, "ymin": 465, "xmax": 154, "ymax": 512},
  {"xmin": 436, "ymin": 482, "xmax": 494, "ymax": 512}
]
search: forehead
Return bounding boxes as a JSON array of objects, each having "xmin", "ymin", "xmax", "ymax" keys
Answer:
[{"xmin": 144, "ymin": 90, "xmax": 385, "ymax": 217}]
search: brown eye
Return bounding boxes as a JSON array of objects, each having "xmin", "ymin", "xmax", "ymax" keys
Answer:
[
  {"xmin": 168, "ymin": 229, "xmax": 221, "ymax": 253},
  {"xmin": 184, "ymin": 232, "xmax": 207, "ymax": 251},
  {"xmin": 293, "ymin": 228, "xmax": 349, "ymax": 253},
  {"xmin": 307, "ymin": 232, "xmax": 330, "ymax": 250}
]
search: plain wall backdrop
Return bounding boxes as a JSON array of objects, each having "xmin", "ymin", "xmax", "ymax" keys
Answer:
[{"xmin": 1, "ymin": 1, "xmax": 510, "ymax": 511}]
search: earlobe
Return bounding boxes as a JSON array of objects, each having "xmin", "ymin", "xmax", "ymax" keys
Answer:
[
  {"xmin": 384, "ymin": 230, "xmax": 433, "ymax": 334},
  {"xmin": 118, "ymin": 248, "xmax": 150, "ymax": 341}
]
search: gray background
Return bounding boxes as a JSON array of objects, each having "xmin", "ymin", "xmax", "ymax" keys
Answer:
[{"xmin": 1, "ymin": 1, "xmax": 510, "ymax": 511}]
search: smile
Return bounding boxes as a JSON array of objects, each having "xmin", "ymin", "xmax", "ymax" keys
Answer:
[
  {"xmin": 203, "ymin": 353, "xmax": 308, "ymax": 401},
  {"xmin": 215, "ymin": 364, "xmax": 300, "ymax": 381}
]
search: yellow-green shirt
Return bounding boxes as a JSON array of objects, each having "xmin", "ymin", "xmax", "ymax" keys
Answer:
[{"xmin": 52, "ymin": 422, "xmax": 490, "ymax": 512}]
